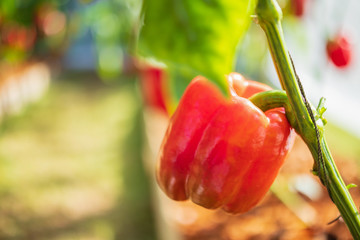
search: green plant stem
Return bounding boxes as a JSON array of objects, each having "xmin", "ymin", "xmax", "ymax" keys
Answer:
[{"xmin": 255, "ymin": 0, "xmax": 360, "ymax": 238}]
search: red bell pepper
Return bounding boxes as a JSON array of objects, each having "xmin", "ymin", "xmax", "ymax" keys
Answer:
[{"xmin": 157, "ymin": 72, "xmax": 294, "ymax": 214}]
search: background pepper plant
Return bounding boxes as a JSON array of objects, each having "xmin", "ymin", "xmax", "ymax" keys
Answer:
[{"xmin": 139, "ymin": 0, "xmax": 360, "ymax": 238}]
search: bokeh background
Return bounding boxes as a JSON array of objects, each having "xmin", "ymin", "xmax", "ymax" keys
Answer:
[{"xmin": 0, "ymin": 0, "xmax": 360, "ymax": 239}]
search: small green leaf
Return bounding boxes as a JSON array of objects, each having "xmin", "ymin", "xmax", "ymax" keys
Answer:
[
  {"xmin": 317, "ymin": 97, "xmax": 327, "ymax": 115},
  {"xmin": 315, "ymin": 97, "xmax": 327, "ymax": 126},
  {"xmin": 347, "ymin": 184, "xmax": 357, "ymax": 190},
  {"xmin": 139, "ymin": 0, "xmax": 255, "ymax": 101}
]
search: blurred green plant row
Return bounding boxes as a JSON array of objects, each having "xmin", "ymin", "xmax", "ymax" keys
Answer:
[{"xmin": 0, "ymin": 0, "xmax": 70, "ymax": 63}]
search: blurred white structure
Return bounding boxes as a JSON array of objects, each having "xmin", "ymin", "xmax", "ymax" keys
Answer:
[{"xmin": 0, "ymin": 62, "xmax": 50, "ymax": 119}]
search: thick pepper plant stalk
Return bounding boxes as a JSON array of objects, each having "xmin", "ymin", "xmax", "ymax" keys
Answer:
[{"xmin": 254, "ymin": 0, "xmax": 360, "ymax": 238}]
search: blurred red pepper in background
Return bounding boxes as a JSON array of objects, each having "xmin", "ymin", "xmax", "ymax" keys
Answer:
[
  {"xmin": 157, "ymin": 73, "xmax": 294, "ymax": 214},
  {"xmin": 292, "ymin": 0, "xmax": 306, "ymax": 17},
  {"xmin": 140, "ymin": 65, "xmax": 168, "ymax": 114},
  {"xmin": 326, "ymin": 33, "xmax": 352, "ymax": 68},
  {"xmin": 2, "ymin": 23, "xmax": 37, "ymax": 51}
]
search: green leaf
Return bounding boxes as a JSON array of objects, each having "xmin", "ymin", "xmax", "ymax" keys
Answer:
[
  {"xmin": 139, "ymin": 0, "xmax": 255, "ymax": 101},
  {"xmin": 347, "ymin": 184, "xmax": 357, "ymax": 190}
]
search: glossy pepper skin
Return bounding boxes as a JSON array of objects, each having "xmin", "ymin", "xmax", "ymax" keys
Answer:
[{"xmin": 157, "ymin": 73, "xmax": 294, "ymax": 214}]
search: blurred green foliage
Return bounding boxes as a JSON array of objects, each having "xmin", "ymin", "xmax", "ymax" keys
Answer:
[
  {"xmin": 326, "ymin": 123, "xmax": 360, "ymax": 162},
  {"xmin": 0, "ymin": 0, "xmax": 69, "ymax": 63},
  {"xmin": 79, "ymin": 0, "xmax": 142, "ymax": 80}
]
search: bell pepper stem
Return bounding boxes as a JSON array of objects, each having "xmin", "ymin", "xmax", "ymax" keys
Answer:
[
  {"xmin": 249, "ymin": 90, "xmax": 288, "ymax": 111},
  {"xmin": 255, "ymin": 0, "xmax": 360, "ymax": 238},
  {"xmin": 249, "ymin": 90, "xmax": 299, "ymax": 132}
]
